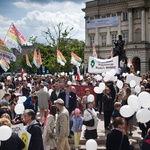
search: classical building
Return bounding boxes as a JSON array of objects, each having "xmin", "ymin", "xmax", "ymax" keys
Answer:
[{"xmin": 82, "ymin": 0, "xmax": 150, "ymax": 74}]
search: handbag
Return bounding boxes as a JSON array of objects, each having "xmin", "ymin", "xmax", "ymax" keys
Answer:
[{"xmin": 83, "ymin": 110, "xmax": 95, "ymax": 127}]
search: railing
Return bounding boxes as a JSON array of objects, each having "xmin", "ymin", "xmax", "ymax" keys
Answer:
[{"xmin": 86, "ymin": 0, "xmax": 126, "ymax": 8}]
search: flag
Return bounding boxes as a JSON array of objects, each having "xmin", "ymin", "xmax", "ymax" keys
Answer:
[
  {"xmin": 5, "ymin": 23, "xmax": 26, "ymax": 53},
  {"xmin": 92, "ymin": 44, "xmax": 97, "ymax": 58},
  {"xmin": 0, "ymin": 58, "xmax": 10, "ymax": 72},
  {"xmin": 33, "ymin": 50, "xmax": 41, "ymax": 68},
  {"xmin": 21, "ymin": 68, "xmax": 25, "ymax": 79},
  {"xmin": 57, "ymin": 50, "xmax": 66, "ymax": 66},
  {"xmin": 37, "ymin": 51, "xmax": 42, "ymax": 65},
  {"xmin": 0, "ymin": 38, "xmax": 16, "ymax": 62},
  {"xmin": 71, "ymin": 52, "xmax": 82, "ymax": 66},
  {"xmin": 25, "ymin": 54, "xmax": 32, "ymax": 68},
  {"xmin": 76, "ymin": 65, "xmax": 81, "ymax": 80}
]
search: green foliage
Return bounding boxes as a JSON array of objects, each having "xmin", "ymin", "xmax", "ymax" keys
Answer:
[{"xmin": 10, "ymin": 22, "xmax": 85, "ymax": 74}]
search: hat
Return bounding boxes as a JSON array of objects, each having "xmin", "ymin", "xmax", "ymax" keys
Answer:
[
  {"xmin": 85, "ymin": 88, "xmax": 90, "ymax": 91},
  {"xmin": 87, "ymin": 98, "xmax": 94, "ymax": 103},
  {"xmin": 54, "ymin": 98, "xmax": 64, "ymax": 104},
  {"xmin": 74, "ymin": 108, "xmax": 81, "ymax": 114}
]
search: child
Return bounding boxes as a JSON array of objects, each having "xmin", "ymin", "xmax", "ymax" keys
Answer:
[
  {"xmin": 111, "ymin": 102, "xmax": 122, "ymax": 120},
  {"xmin": 71, "ymin": 108, "xmax": 83, "ymax": 150}
]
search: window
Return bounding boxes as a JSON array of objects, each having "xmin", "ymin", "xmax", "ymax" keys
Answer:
[
  {"xmin": 123, "ymin": 12, "xmax": 128, "ymax": 21},
  {"xmin": 122, "ymin": 33, "xmax": 128, "ymax": 43},
  {"xmin": 134, "ymin": 9, "xmax": 141, "ymax": 19},
  {"xmin": 101, "ymin": 35, "xmax": 106, "ymax": 46},
  {"xmin": 101, "ymin": 15, "xmax": 106, "ymax": 18},
  {"xmin": 112, "ymin": 13, "xmax": 116, "ymax": 17},
  {"xmin": 112, "ymin": 34, "xmax": 117, "ymax": 44},
  {"xmin": 89, "ymin": 36, "xmax": 94, "ymax": 47}
]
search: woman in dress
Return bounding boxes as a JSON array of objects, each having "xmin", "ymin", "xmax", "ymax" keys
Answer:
[{"xmin": 43, "ymin": 105, "xmax": 57, "ymax": 150}]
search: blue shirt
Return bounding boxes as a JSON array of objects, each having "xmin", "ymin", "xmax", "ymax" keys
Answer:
[{"xmin": 71, "ymin": 115, "xmax": 83, "ymax": 132}]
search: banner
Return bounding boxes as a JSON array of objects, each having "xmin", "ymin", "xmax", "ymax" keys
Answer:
[
  {"xmin": 87, "ymin": 16, "xmax": 118, "ymax": 28},
  {"xmin": 0, "ymin": 58, "xmax": 10, "ymax": 72},
  {"xmin": 25, "ymin": 54, "xmax": 32, "ymax": 68},
  {"xmin": 92, "ymin": 44, "xmax": 97, "ymax": 58},
  {"xmin": 88, "ymin": 56, "xmax": 118, "ymax": 73}
]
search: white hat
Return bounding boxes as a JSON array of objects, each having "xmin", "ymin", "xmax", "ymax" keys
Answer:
[
  {"xmin": 87, "ymin": 98, "xmax": 94, "ymax": 103},
  {"xmin": 54, "ymin": 98, "xmax": 64, "ymax": 104}
]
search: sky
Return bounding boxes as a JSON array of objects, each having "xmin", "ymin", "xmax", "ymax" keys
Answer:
[{"xmin": 0, "ymin": 0, "xmax": 88, "ymax": 44}]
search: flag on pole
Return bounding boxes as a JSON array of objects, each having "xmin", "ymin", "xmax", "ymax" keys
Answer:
[
  {"xmin": 37, "ymin": 51, "xmax": 42, "ymax": 65},
  {"xmin": 5, "ymin": 23, "xmax": 26, "ymax": 53},
  {"xmin": 33, "ymin": 50, "xmax": 41, "ymax": 68},
  {"xmin": 57, "ymin": 50, "xmax": 66, "ymax": 66},
  {"xmin": 92, "ymin": 43, "xmax": 97, "ymax": 58},
  {"xmin": 21, "ymin": 68, "xmax": 25, "ymax": 79},
  {"xmin": 25, "ymin": 54, "xmax": 32, "ymax": 68},
  {"xmin": 71, "ymin": 52, "xmax": 82, "ymax": 66},
  {"xmin": 76, "ymin": 65, "xmax": 81, "ymax": 80},
  {"xmin": 0, "ymin": 58, "xmax": 10, "ymax": 72}
]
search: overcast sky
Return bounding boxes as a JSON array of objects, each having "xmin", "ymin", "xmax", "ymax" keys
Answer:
[{"xmin": 0, "ymin": 0, "xmax": 88, "ymax": 44}]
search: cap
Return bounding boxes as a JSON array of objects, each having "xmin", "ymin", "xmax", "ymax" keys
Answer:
[
  {"xmin": 74, "ymin": 108, "xmax": 81, "ymax": 114},
  {"xmin": 85, "ymin": 88, "xmax": 90, "ymax": 91},
  {"xmin": 54, "ymin": 98, "xmax": 64, "ymax": 104},
  {"xmin": 87, "ymin": 98, "xmax": 94, "ymax": 103}
]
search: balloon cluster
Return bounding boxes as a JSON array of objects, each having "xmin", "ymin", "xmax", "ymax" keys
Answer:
[{"xmin": 94, "ymin": 72, "xmax": 150, "ymax": 123}]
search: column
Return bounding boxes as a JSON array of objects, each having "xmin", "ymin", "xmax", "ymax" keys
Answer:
[
  {"xmin": 141, "ymin": 7, "xmax": 146, "ymax": 42},
  {"xmin": 95, "ymin": 27, "xmax": 99, "ymax": 46},
  {"xmin": 106, "ymin": 27, "xmax": 111, "ymax": 45},
  {"xmin": 85, "ymin": 16, "xmax": 89, "ymax": 47},
  {"xmin": 117, "ymin": 12, "xmax": 121, "ymax": 36},
  {"xmin": 128, "ymin": 8, "xmax": 133, "ymax": 42}
]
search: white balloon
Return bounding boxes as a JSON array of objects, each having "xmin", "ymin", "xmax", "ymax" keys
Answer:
[
  {"xmin": 7, "ymin": 76, "xmax": 11, "ymax": 80},
  {"xmin": 110, "ymin": 69, "xmax": 116, "ymax": 76},
  {"xmin": 134, "ymin": 85, "xmax": 141, "ymax": 93},
  {"xmin": 87, "ymin": 94, "xmax": 94, "ymax": 102},
  {"xmin": 127, "ymin": 95, "xmax": 141, "ymax": 111},
  {"xmin": 0, "ymin": 125, "xmax": 12, "ymax": 141},
  {"xmin": 138, "ymin": 92, "xmax": 150, "ymax": 108},
  {"xmin": 99, "ymin": 82, "xmax": 105, "ymax": 91},
  {"xmin": 96, "ymin": 75, "xmax": 102, "ymax": 81},
  {"xmin": 130, "ymin": 80, "xmax": 136, "ymax": 88},
  {"xmin": 120, "ymin": 105, "xmax": 135, "ymax": 118},
  {"xmin": 116, "ymin": 80, "xmax": 123, "ymax": 89},
  {"xmin": 94, "ymin": 87, "xmax": 103, "ymax": 94},
  {"xmin": 67, "ymin": 81, "xmax": 72, "ymax": 85},
  {"xmin": 17, "ymin": 96, "xmax": 26, "ymax": 104},
  {"xmin": 18, "ymin": 77, "xmax": 22, "ymax": 81},
  {"xmin": 15, "ymin": 104, "xmax": 25, "ymax": 114},
  {"xmin": 86, "ymin": 139, "xmax": 97, "ymax": 150},
  {"xmin": 136, "ymin": 109, "xmax": 150, "ymax": 123}
]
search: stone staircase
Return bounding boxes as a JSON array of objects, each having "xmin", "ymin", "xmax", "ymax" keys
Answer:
[{"xmin": 69, "ymin": 135, "xmax": 141, "ymax": 150}]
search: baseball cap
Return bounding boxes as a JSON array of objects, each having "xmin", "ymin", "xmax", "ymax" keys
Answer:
[{"xmin": 54, "ymin": 98, "xmax": 64, "ymax": 104}]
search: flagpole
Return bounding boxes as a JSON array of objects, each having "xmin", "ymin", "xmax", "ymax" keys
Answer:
[{"xmin": 3, "ymin": 22, "xmax": 13, "ymax": 42}]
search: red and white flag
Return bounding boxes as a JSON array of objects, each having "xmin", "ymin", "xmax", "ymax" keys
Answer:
[{"xmin": 76, "ymin": 65, "xmax": 81, "ymax": 80}]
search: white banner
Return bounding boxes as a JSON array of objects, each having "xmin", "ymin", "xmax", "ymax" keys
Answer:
[
  {"xmin": 87, "ymin": 16, "xmax": 118, "ymax": 28},
  {"xmin": 88, "ymin": 56, "xmax": 118, "ymax": 73}
]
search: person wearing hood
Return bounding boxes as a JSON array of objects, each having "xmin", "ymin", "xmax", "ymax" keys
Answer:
[{"xmin": 24, "ymin": 109, "xmax": 44, "ymax": 150}]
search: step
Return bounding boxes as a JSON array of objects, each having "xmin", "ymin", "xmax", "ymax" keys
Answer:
[{"xmin": 70, "ymin": 144, "xmax": 140, "ymax": 150}]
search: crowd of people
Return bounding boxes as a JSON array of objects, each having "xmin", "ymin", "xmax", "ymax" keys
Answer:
[{"xmin": 0, "ymin": 71, "xmax": 150, "ymax": 150}]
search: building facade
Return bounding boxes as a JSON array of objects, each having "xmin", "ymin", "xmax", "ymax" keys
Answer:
[{"xmin": 82, "ymin": 0, "xmax": 150, "ymax": 74}]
